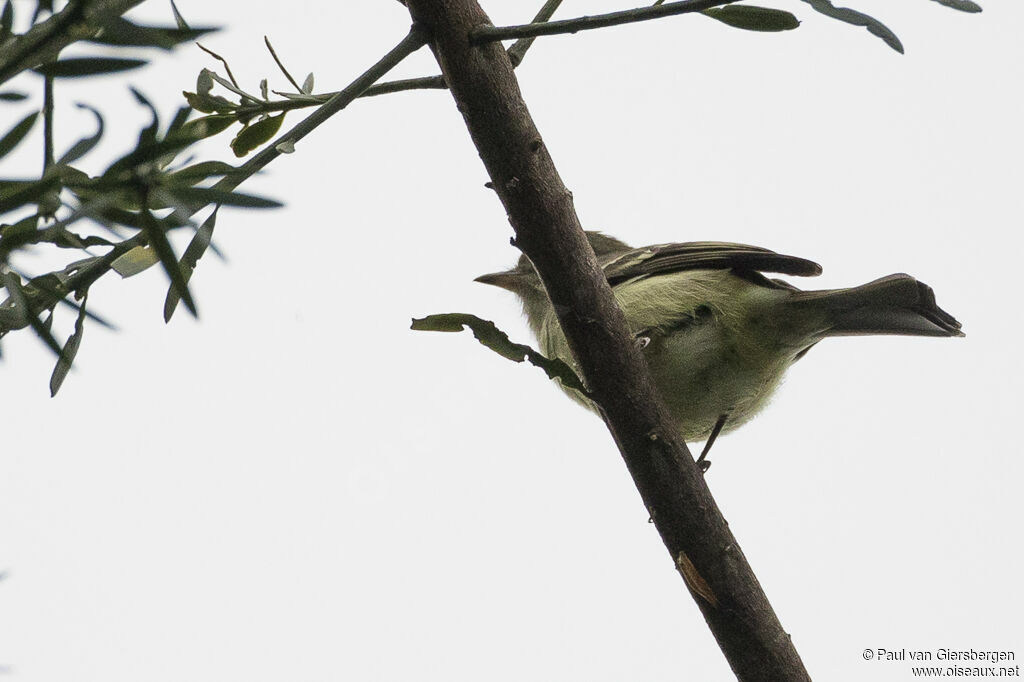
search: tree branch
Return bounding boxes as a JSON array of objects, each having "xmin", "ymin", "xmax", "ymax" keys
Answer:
[
  {"xmin": 31, "ymin": 26, "xmax": 429, "ymax": 315},
  {"xmin": 363, "ymin": 0, "xmax": 564, "ymax": 98},
  {"xmin": 403, "ymin": 1, "xmax": 809, "ymax": 679},
  {"xmin": 470, "ymin": 0, "xmax": 737, "ymax": 44},
  {"xmin": 507, "ymin": 0, "xmax": 564, "ymax": 66}
]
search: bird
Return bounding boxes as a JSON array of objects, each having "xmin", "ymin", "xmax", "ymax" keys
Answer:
[{"xmin": 475, "ymin": 232, "xmax": 964, "ymax": 470}]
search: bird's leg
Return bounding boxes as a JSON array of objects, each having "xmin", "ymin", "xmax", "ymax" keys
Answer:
[{"xmin": 695, "ymin": 414, "xmax": 728, "ymax": 473}]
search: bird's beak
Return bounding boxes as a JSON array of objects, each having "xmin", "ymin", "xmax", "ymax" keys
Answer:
[{"xmin": 474, "ymin": 271, "xmax": 526, "ymax": 292}]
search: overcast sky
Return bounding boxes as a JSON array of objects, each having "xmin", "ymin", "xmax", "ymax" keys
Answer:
[{"xmin": 2, "ymin": 0, "xmax": 1022, "ymax": 680}]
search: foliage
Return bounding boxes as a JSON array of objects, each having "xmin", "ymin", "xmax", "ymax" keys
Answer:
[
  {"xmin": 0, "ymin": 0, "xmax": 278, "ymax": 394},
  {"xmin": 0, "ymin": 0, "xmax": 982, "ymax": 395}
]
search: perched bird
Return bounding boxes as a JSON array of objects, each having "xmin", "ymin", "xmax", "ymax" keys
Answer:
[{"xmin": 475, "ymin": 232, "xmax": 963, "ymax": 469}]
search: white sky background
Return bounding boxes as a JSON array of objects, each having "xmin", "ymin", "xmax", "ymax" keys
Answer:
[{"xmin": 1, "ymin": 0, "xmax": 1021, "ymax": 680}]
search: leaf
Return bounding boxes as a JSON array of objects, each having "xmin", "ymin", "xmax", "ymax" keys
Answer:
[
  {"xmin": 0, "ymin": 0, "xmax": 13, "ymax": 45},
  {"xmin": 168, "ymin": 160, "xmax": 239, "ymax": 184},
  {"xmin": 2, "ymin": 270, "xmax": 63, "ymax": 359},
  {"xmin": 929, "ymin": 0, "xmax": 982, "ymax": 11},
  {"xmin": 0, "ymin": 111, "xmax": 38, "ymax": 161},
  {"xmin": 176, "ymin": 114, "xmax": 235, "ymax": 141},
  {"xmin": 110, "ymin": 245, "xmax": 160, "ymax": 277},
  {"xmin": 230, "ymin": 114, "xmax": 284, "ymax": 157},
  {"xmin": 0, "ymin": 91, "xmax": 27, "ymax": 101},
  {"xmin": 87, "ymin": 16, "xmax": 215, "ymax": 49},
  {"xmin": 196, "ymin": 68, "xmax": 214, "ymax": 96},
  {"xmin": 57, "ymin": 103, "xmax": 104, "ymax": 164},
  {"xmin": 207, "ymin": 70, "xmax": 255, "ymax": 101},
  {"xmin": 33, "ymin": 57, "xmax": 149, "ymax": 78},
  {"xmin": 141, "ymin": 209, "xmax": 196, "ymax": 317},
  {"xmin": 301, "ymin": 72, "xmax": 314, "ymax": 94},
  {"xmin": 0, "ymin": 215, "xmax": 40, "ymax": 255},
  {"xmin": 182, "ymin": 90, "xmax": 236, "ymax": 114},
  {"xmin": 167, "ymin": 186, "xmax": 282, "ymax": 209},
  {"xmin": 165, "ymin": 208, "xmax": 216, "ymax": 322},
  {"xmin": 0, "ymin": 174, "xmax": 60, "ymax": 214},
  {"xmin": 130, "ymin": 87, "xmax": 160, "ymax": 149},
  {"xmin": 170, "ymin": 0, "xmax": 189, "ymax": 30},
  {"xmin": 411, "ymin": 313, "xmax": 590, "ymax": 397},
  {"xmin": 702, "ymin": 6, "xmax": 800, "ymax": 31},
  {"xmin": 800, "ymin": 0, "xmax": 903, "ymax": 53},
  {"xmin": 49, "ymin": 293, "xmax": 88, "ymax": 396},
  {"xmin": 165, "ymin": 105, "xmax": 191, "ymax": 137}
]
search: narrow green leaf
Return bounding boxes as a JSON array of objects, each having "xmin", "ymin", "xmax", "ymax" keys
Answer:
[
  {"xmin": 57, "ymin": 103, "xmax": 104, "ymax": 164},
  {"xmin": 0, "ymin": 1, "xmax": 13, "ymax": 45},
  {"xmin": 702, "ymin": 6, "xmax": 800, "ymax": 32},
  {"xmin": 207, "ymin": 71, "xmax": 255, "ymax": 101},
  {"xmin": 170, "ymin": 0, "xmax": 190, "ymax": 30},
  {"xmin": 165, "ymin": 208, "xmax": 216, "ymax": 322},
  {"xmin": 0, "ymin": 215, "xmax": 40, "ymax": 255},
  {"xmin": 87, "ymin": 16, "xmax": 215, "ymax": 49},
  {"xmin": 2, "ymin": 270, "xmax": 63, "ymax": 358},
  {"xmin": 0, "ymin": 112, "xmax": 38, "ymax": 161},
  {"xmin": 0, "ymin": 174, "xmax": 60, "ymax": 214},
  {"xmin": 57, "ymin": 296, "xmax": 115, "ymax": 330},
  {"xmin": 176, "ymin": 114, "xmax": 235, "ymax": 141},
  {"xmin": 49, "ymin": 293, "xmax": 88, "ymax": 396},
  {"xmin": 23, "ymin": 272, "xmax": 116, "ymax": 331},
  {"xmin": 165, "ymin": 105, "xmax": 191, "ymax": 137},
  {"xmin": 411, "ymin": 313, "xmax": 590, "ymax": 397},
  {"xmin": 130, "ymin": 87, "xmax": 160, "ymax": 148},
  {"xmin": 33, "ymin": 57, "xmax": 148, "ymax": 78},
  {"xmin": 141, "ymin": 209, "xmax": 196, "ymax": 316},
  {"xmin": 0, "ymin": 91, "xmax": 27, "ymax": 101},
  {"xmin": 169, "ymin": 160, "xmax": 239, "ymax": 184},
  {"xmin": 230, "ymin": 114, "xmax": 285, "ymax": 157},
  {"xmin": 801, "ymin": 0, "xmax": 903, "ymax": 53},
  {"xmin": 168, "ymin": 186, "xmax": 282, "ymax": 209},
  {"xmin": 929, "ymin": 0, "xmax": 982, "ymax": 11},
  {"xmin": 110, "ymin": 245, "xmax": 160, "ymax": 277}
]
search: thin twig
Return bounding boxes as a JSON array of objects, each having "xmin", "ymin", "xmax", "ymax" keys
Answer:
[
  {"xmin": 264, "ymin": 36, "xmax": 303, "ymax": 93},
  {"xmin": 217, "ymin": 25, "xmax": 429, "ymax": 188},
  {"xmin": 362, "ymin": 74, "xmax": 447, "ymax": 97},
  {"xmin": 366, "ymin": 0, "xmax": 565, "ymax": 99},
  {"xmin": 40, "ymin": 26, "xmax": 430, "ymax": 305},
  {"xmin": 196, "ymin": 42, "xmax": 240, "ymax": 88},
  {"xmin": 508, "ymin": 0, "xmax": 564, "ymax": 66},
  {"xmin": 471, "ymin": 0, "xmax": 737, "ymax": 43}
]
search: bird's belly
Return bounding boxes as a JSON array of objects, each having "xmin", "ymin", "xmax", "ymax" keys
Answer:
[{"xmin": 645, "ymin": 323, "xmax": 788, "ymax": 442}]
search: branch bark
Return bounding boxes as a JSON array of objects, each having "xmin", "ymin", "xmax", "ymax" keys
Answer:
[
  {"xmin": 470, "ymin": 0, "xmax": 737, "ymax": 43},
  {"xmin": 402, "ymin": 2, "xmax": 810, "ymax": 680}
]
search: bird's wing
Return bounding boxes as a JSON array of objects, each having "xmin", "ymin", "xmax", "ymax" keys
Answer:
[{"xmin": 600, "ymin": 241, "xmax": 823, "ymax": 287}]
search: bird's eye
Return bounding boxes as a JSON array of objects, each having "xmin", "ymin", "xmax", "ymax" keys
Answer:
[{"xmin": 635, "ymin": 335, "xmax": 651, "ymax": 350}]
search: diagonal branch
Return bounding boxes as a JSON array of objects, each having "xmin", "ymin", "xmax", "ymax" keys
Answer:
[
  {"xmin": 507, "ymin": 0, "xmax": 564, "ymax": 66},
  {"xmin": 403, "ymin": 0, "xmax": 809, "ymax": 680},
  {"xmin": 32, "ymin": 26, "xmax": 429, "ymax": 312},
  {"xmin": 471, "ymin": 0, "xmax": 737, "ymax": 43}
]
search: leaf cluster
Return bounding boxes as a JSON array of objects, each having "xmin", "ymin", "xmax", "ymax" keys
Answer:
[{"xmin": 1, "ymin": 1, "xmax": 277, "ymax": 394}]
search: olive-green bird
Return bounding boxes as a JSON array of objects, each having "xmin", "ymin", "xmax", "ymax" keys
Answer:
[{"xmin": 475, "ymin": 232, "xmax": 963, "ymax": 469}]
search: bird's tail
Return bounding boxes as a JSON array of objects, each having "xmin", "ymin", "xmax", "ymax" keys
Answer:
[{"xmin": 788, "ymin": 274, "xmax": 964, "ymax": 338}]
